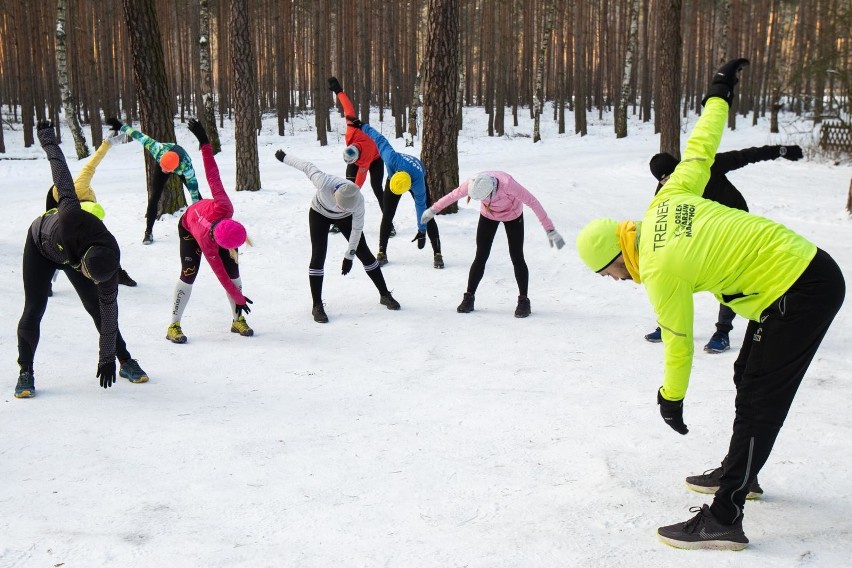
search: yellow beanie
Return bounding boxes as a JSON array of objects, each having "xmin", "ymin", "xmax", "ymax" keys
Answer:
[
  {"xmin": 576, "ymin": 218, "xmax": 621, "ymax": 272},
  {"xmin": 389, "ymin": 171, "xmax": 412, "ymax": 195}
]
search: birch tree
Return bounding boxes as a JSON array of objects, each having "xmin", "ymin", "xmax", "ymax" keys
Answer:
[
  {"xmin": 533, "ymin": 0, "xmax": 555, "ymax": 143},
  {"xmin": 615, "ymin": 0, "xmax": 640, "ymax": 139},
  {"xmin": 199, "ymin": 0, "xmax": 221, "ymax": 153},
  {"xmin": 56, "ymin": 0, "xmax": 88, "ymax": 159}
]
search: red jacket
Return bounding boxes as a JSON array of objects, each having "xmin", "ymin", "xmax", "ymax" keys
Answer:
[{"xmin": 337, "ymin": 91, "xmax": 380, "ymax": 187}]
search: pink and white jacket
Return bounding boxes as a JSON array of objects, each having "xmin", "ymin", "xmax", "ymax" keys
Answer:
[
  {"xmin": 431, "ymin": 170, "xmax": 555, "ymax": 231},
  {"xmin": 180, "ymin": 145, "xmax": 246, "ymax": 304}
]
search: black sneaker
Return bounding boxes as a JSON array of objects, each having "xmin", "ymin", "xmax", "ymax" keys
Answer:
[
  {"xmin": 433, "ymin": 253, "xmax": 444, "ymax": 269},
  {"xmin": 389, "ymin": 225, "xmax": 396, "ymax": 238},
  {"xmin": 312, "ymin": 304, "xmax": 329, "ymax": 323},
  {"xmin": 380, "ymin": 293, "xmax": 400, "ymax": 310},
  {"xmin": 685, "ymin": 467, "xmax": 763, "ymax": 499},
  {"xmin": 514, "ymin": 295, "xmax": 531, "ymax": 318},
  {"xmin": 657, "ymin": 504, "xmax": 749, "ymax": 550},
  {"xmin": 376, "ymin": 251, "xmax": 388, "ymax": 266},
  {"xmin": 15, "ymin": 370, "xmax": 35, "ymax": 398},
  {"xmin": 118, "ymin": 269, "xmax": 138, "ymax": 287},
  {"xmin": 457, "ymin": 292, "xmax": 475, "ymax": 313},
  {"xmin": 143, "ymin": 231, "xmax": 154, "ymax": 245}
]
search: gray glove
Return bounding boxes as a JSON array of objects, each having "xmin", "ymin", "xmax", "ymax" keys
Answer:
[
  {"xmin": 547, "ymin": 229, "xmax": 565, "ymax": 250},
  {"xmin": 421, "ymin": 207, "xmax": 436, "ymax": 224},
  {"xmin": 104, "ymin": 132, "xmax": 125, "ymax": 146}
]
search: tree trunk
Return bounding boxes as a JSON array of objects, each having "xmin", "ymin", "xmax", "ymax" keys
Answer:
[
  {"xmin": 122, "ymin": 0, "xmax": 185, "ymax": 215},
  {"xmin": 56, "ymin": 0, "xmax": 89, "ymax": 159},
  {"xmin": 229, "ymin": 0, "xmax": 261, "ymax": 191},
  {"xmin": 615, "ymin": 0, "xmax": 640, "ymax": 138},
  {"xmin": 421, "ymin": 0, "xmax": 460, "ymax": 203},
  {"xmin": 533, "ymin": 0, "xmax": 555, "ymax": 143},
  {"xmin": 657, "ymin": 0, "xmax": 682, "ymax": 158},
  {"xmin": 573, "ymin": 0, "xmax": 587, "ymax": 136},
  {"xmin": 199, "ymin": 0, "xmax": 221, "ymax": 154}
]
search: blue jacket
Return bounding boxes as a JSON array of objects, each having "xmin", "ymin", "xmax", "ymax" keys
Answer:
[{"xmin": 362, "ymin": 124, "xmax": 428, "ymax": 232}]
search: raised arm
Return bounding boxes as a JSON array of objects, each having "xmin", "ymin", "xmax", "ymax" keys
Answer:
[
  {"xmin": 36, "ymin": 121, "xmax": 79, "ymax": 214},
  {"xmin": 713, "ymin": 145, "xmax": 802, "ymax": 174}
]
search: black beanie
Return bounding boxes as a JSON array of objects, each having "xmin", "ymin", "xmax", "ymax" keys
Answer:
[
  {"xmin": 649, "ymin": 152, "xmax": 680, "ymax": 181},
  {"xmin": 81, "ymin": 245, "xmax": 119, "ymax": 283}
]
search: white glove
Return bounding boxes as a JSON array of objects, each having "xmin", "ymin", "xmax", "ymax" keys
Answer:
[
  {"xmin": 421, "ymin": 207, "xmax": 435, "ymax": 225},
  {"xmin": 104, "ymin": 132, "xmax": 125, "ymax": 146},
  {"xmin": 547, "ymin": 229, "xmax": 565, "ymax": 250}
]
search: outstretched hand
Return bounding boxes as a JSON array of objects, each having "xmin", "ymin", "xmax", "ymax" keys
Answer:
[
  {"xmin": 346, "ymin": 116, "xmax": 364, "ymax": 129},
  {"xmin": 188, "ymin": 118, "xmax": 209, "ymax": 147},
  {"xmin": 328, "ymin": 77, "xmax": 342, "ymax": 94},
  {"xmin": 106, "ymin": 117, "xmax": 123, "ymax": 133},
  {"xmin": 236, "ymin": 297, "xmax": 253, "ymax": 316},
  {"xmin": 97, "ymin": 361, "xmax": 116, "ymax": 389},
  {"xmin": 275, "ymin": 149, "xmax": 286, "ymax": 162}
]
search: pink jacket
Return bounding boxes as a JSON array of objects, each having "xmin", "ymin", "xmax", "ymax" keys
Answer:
[
  {"xmin": 180, "ymin": 145, "xmax": 246, "ymax": 304},
  {"xmin": 431, "ymin": 171, "xmax": 555, "ymax": 231}
]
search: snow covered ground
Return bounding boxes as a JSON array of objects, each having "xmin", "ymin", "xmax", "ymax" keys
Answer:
[{"xmin": 1, "ymin": 103, "xmax": 850, "ymax": 567}]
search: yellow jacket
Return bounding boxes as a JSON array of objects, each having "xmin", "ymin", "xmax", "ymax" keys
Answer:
[{"xmin": 639, "ymin": 98, "xmax": 816, "ymax": 401}]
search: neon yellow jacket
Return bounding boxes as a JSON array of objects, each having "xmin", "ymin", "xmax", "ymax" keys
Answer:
[{"xmin": 639, "ymin": 98, "xmax": 816, "ymax": 401}]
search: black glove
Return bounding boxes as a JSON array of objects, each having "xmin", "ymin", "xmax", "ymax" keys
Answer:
[
  {"xmin": 97, "ymin": 361, "xmax": 116, "ymax": 389},
  {"xmin": 703, "ymin": 57, "xmax": 749, "ymax": 106},
  {"xmin": 328, "ymin": 77, "xmax": 342, "ymax": 94},
  {"xmin": 106, "ymin": 117, "xmax": 123, "ymax": 133},
  {"xmin": 36, "ymin": 120, "xmax": 56, "ymax": 146},
  {"xmin": 411, "ymin": 231, "xmax": 426, "ymax": 250},
  {"xmin": 275, "ymin": 149, "xmax": 286, "ymax": 162},
  {"xmin": 236, "ymin": 297, "xmax": 253, "ymax": 316},
  {"xmin": 187, "ymin": 118, "xmax": 209, "ymax": 148},
  {"xmin": 346, "ymin": 116, "xmax": 364, "ymax": 129},
  {"xmin": 342, "ymin": 258, "xmax": 353, "ymax": 275},
  {"xmin": 657, "ymin": 389, "xmax": 688, "ymax": 435},
  {"xmin": 779, "ymin": 145, "xmax": 803, "ymax": 161}
]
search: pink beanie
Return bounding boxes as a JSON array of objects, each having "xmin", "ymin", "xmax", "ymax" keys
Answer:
[{"xmin": 213, "ymin": 219, "xmax": 247, "ymax": 249}]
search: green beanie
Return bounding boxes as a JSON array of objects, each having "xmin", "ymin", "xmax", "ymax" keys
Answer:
[{"xmin": 576, "ymin": 218, "xmax": 621, "ymax": 272}]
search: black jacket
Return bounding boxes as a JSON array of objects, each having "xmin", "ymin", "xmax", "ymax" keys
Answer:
[
  {"xmin": 32, "ymin": 127, "xmax": 121, "ymax": 368},
  {"xmin": 656, "ymin": 145, "xmax": 786, "ymax": 212}
]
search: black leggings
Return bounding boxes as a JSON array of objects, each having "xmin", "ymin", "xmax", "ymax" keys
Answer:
[
  {"xmin": 379, "ymin": 180, "xmax": 440, "ymax": 254},
  {"xmin": 147, "ymin": 169, "xmax": 188, "ymax": 234},
  {"xmin": 177, "ymin": 220, "xmax": 240, "ymax": 284},
  {"xmin": 467, "ymin": 214, "xmax": 528, "ymax": 296},
  {"xmin": 711, "ymin": 249, "xmax": 845, "ymax": 524},
  {"xmin": 17, "ymin": 232, "xmax": 130, "ymax": 371},
  {"xmin": 346, "ymin": 157, "xmax": 384, "ymax": 210},
  {"xmin": 308, "ymin": 208, "xmax": 388, "ymax": 305}
]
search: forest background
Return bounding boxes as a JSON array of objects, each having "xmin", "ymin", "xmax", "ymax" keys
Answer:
[{"xmin": 0, "ymin": 0, "xmax": 850, "ymax": 209}]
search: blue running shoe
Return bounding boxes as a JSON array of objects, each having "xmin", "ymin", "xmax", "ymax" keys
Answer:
[
  {"xmin": 119, "ymin": 359, "xmax": 149, "ymax": 383},
  {"xmin": 704, "ymin": 332, "xmax": 730, "ymax": 353},
  {"xmin": 644, "ymin": 327, "xmax": 662, "ymax": 343}
]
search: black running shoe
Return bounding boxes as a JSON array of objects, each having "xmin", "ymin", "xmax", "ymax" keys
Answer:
[
  {"xmin": 312, "ymin": 304, "xmax": 329, "ymax": 323},
  {"xmin": 433, "ymin": 253, "xmax": 444, "ymax": 269},
  {"xmin": 15, "ymin": 370, "xmax": 35, "ymax": 399},
  {"xmin": 376, "ymin": 251, "xmax": 388, "ymax": 266},
  {"xmin": 685, "ymin": 467, "xmax": 763, "ymax": 499},
  {"xmin": 657, "ymin": 504, "xmax": 749, "ymax": 550},
  {"xmin": 380, "ymin": 293, "xmax": 401, "ymax": 310},
  {"xmin": 457, "ymin": 292, "xmax": 475, "ymax": 313},
  {"xmin": 143, "ymin": 231, "xmax": 154, "ymax": 245},
  {"xmin": 514, "ymin": 295, "xmax": 531, "ymax": 318}
]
